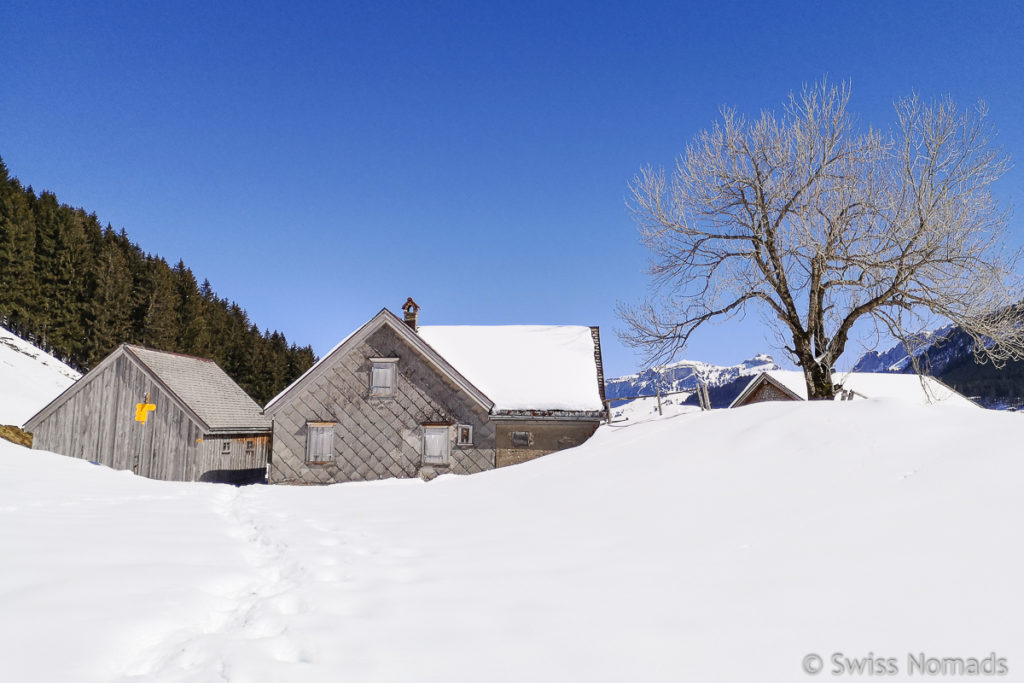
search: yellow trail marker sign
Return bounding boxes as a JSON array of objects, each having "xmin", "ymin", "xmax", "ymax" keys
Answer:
[{"xmin": 135, "ymin": 402, "xmax": 156, "ymax": 423}]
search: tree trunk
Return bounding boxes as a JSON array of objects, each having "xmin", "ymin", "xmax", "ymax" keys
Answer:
[{"xmin": 803, "ymin": 360, "xmax": 836, "ymax": 400}]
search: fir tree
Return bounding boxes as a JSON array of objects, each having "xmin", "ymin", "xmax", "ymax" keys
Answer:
[{"xmin": 0, "ymin": 154, "xmax": 316, "ymax": 402}]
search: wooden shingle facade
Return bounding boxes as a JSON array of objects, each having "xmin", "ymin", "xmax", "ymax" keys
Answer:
[
  {"xmin": 264, "ymin": 306, "xmax": 607, "ymax": 484},
  {"xmin": 266, "ymin": 320, "xmax": 494, "ymax": 484},
  {"xmin": 24, "ymin": 345, "xmax": 271, "ymax": 484},
  {"xmin": 729, "ymin": 373, "xmax": 804, "ymax": 408}
]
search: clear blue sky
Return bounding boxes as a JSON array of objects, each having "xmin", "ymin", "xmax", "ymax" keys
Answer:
[{"xmin": 3, "ymin": 1, "xmax": 1022, "ymax": 377}]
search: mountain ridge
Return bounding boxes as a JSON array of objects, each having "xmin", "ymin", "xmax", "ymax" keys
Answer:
[
  {"xmin": 851, "ymin": 329, "xmax": 1024, "ymax": 410},
  {"xmin": 605, "ymin": 353, "xmax": 779, "ymax": 402}
]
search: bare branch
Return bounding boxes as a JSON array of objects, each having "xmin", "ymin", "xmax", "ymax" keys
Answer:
[{"xmin": 619, "ymin": 80, "xmax": 1021, "ymax": 398}]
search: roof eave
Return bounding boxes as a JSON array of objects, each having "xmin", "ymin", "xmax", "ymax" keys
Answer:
[{"xmin": 204, "ymin": 425, "xmax": 273, "ymax": 435}]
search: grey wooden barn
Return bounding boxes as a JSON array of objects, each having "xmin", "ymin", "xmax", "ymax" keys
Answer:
[
  {"xmin": 24, "ymin": 344, "xmax": 271, "ymax": 484},
  {"xmin": 263, "ymin": 301, "xmax": 607, "ymax": 484}
]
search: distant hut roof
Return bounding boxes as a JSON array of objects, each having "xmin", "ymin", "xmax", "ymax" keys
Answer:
[{"xmin": 730, "ymin": 370, "xmax": 978, "ymax": 408}]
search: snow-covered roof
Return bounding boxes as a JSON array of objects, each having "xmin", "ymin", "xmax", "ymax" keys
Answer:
[
  {"xmin": 417, "ymin": 325, "xmax": 604, "ymax": 412},
  {"xmin": 731, "ymin": 370, "xmax": 977, "ymax": 408},
  {"xmin": 836, "ymin": 372, "xmax": 977, "ymax": 407},
  {"xmin": 758, "ymin": 370, "xmax": 809, "ymax": 401}
]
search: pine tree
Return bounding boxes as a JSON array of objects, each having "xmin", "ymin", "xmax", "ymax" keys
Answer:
[
  {"xmin": 0, "ymin": 157, "xmax": 316, "ymax": 398},
  {"xmin": 81, "ymin": 227, "xmax": 133, "ymax": 366},
  {"xmin": 171, "ymin": 260, "xmax": 209, "ymax": 356},
  {"xmin": 0, "ymin": 161, "xmax": 38, "ymax": 334}
]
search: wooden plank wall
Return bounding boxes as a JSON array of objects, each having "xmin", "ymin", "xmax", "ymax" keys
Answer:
[
  {"xmin": 194, "ymin": 435, "xmax": 269, "ymax": 483},
  {"xmin": 269, "ymin": 324, "xmax": 495, "ymax": 484},
  {"xmin": 31, "ymin": 353, "xmax": 203, "ymax": 481}
]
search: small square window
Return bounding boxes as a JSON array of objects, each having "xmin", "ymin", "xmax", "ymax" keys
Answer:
[
  {"xmin": 456, "ymin": 424, "xmax": 473, "ymax": 446},
  {"xmin": 221, "ymin": 441, "xmax": 232, "ymax": 455},
  {"xmin": 422, "ymin": 426, "xmax": 450, "ymax": 465},
  {"xmin": 511, "ymin": 431, "xmax": 531, "ymax": 448},
  {"xmin": 369, "ymin": 358, "xmax": 398, "ymax": 397}
]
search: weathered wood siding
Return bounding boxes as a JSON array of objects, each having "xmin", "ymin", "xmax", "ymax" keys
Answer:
[
  {"xmin": 30, "ymin": 353, "xmax": 203, "ymax": 480},
  {"xmin": 196, "ymin": 435, "xmax": 270, "ymax": 484},
  {"xmin": 269, "ymin": 324, "xmax": 495, "ymax": 484},
  {"xmin": 494, "ymin": 419, "xmax": 600, "ymax": 468}
]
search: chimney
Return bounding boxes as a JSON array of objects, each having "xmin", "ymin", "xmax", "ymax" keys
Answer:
[{"xmin": 402, "ymin": 297, "xmax": 420, "ymax": 331}]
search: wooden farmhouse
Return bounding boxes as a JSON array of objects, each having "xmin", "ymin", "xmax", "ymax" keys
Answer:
[
  {"xmin": 263, "ymin": 299, "xmax": 608, "ymax": 484},
  {"xmin": 729, "ymin": 370, "xmax": 977, "ymax": 408},
  {"xmin": 24, "ymin": 344, "xmax": 271, "ymax": 484}
]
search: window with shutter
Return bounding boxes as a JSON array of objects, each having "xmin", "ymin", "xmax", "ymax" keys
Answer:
[
  {"xmin": 369, "ymin": 358, "xmax": 398, "ymax": 397},
  {"xmin": 422, "ymin": 426, "xmax": 450, "ymax": 465},
  {"xmin": 306, "ymin": 423, "xmax": 335, "ymax": 463},
  {"xmin": 511, "ymin": 431, "xmax": 531, "ymax": 447}
]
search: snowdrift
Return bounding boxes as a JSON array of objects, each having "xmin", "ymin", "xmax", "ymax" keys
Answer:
[{"xmin": 1, "ymin": 399, "xmax": 1022, "ymax": 681}]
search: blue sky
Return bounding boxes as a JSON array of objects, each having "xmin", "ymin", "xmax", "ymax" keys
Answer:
[{"xmin": 3, "ymin": 1, "xmax": 1022, "ymax": 377}]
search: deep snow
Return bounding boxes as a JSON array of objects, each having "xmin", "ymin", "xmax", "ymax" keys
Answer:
[{"xmin": 2, "ymin": 399, "xmax": 1022, "ymax": 682}]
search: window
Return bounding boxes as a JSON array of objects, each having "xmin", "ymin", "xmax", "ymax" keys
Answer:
[
  {"xmin": 422, "ymin": 426, "xmax": 450, "ymax": 465},
  {"xmin": 369, "ymin": 358, "xmax": 398, "ymax": 397},
  {"xmin": 245, "ymin": 440, "xmax": 256, "ymax": 457},
  {"xmin": 456, "ymin": 424, "xmax": 473, "ymax": 446},
  {"xmin": 221, "ymin": 441, "xmax": 232, "ymax": 455},
  {"xmin": 511, "ymin": 431, "xmax": 531, "ymax": 447},
  {"xmin": 306, "ymin": 423, "xmax": 335, "ymax": 463}
]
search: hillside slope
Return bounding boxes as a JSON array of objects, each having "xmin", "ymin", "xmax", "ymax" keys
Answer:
[
  {"xmin": 0, "ymin": 158, "xmax": 315, "ymax": 404},
  {"xmin": 852, "ymin": 327, "xmax": 1024, "ymax": 409},
  {"xmin": 2, "ymin": 399, "xmax": 1021, "ymax": 681},
  {"xmin": 0, "ymin": 325, "xmax": 78, "ymax": 426}
]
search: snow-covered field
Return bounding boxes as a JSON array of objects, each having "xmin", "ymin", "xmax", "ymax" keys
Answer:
[
  {"xmin": 3, "ymin": 398, "xmax": 1022, "ymax": 681},
  {"xmin": 0, "ymin": 326, "xmax": 79, "ymax": 425},
  {"xmin": 610, "ymin": 392, "xmax": 700, "ymax": 422}
]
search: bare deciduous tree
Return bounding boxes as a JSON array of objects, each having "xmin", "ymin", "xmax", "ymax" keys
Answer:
[{"xmin": 619, "ymin": 81, "xmax": 1023, "ymax": 399}]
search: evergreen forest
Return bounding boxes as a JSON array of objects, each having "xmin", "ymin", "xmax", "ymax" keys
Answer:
[{"xmin": 0, "ymin": 156, "xmax": 315, "ymax": 405}]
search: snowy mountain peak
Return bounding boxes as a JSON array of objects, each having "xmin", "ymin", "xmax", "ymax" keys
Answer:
[
  {"xmin": 851, "ymin": 326, "xmax": 958, "ymax": 375},
  {"xmin": 605, "ymin": 353, "xmax": 780, "ymax": 401},
  {"xmin": 741, "ymin": 353, "xmax": 775, "ymax": 368}
]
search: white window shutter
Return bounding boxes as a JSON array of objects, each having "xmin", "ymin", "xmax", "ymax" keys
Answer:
[
  {"xmin": 306, "ymin": 424, "xmax": 335, "ymax": 462},
  {"xmin": 423, "ymin": 426, "xmax": 449, "ymax": 465},
  {"xmin": 370, "ymin": 360, "xmax": 397, "ymax": 396},
  {"xmin": 319, "ymin": 427, "xmax": 331, "ymax": 460}
]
